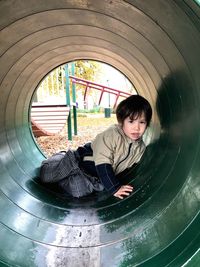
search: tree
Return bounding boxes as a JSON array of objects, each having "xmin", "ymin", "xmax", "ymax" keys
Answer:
[{"xmin": 75, "ymin": 60, "xmax": 102, "ymax": 82}]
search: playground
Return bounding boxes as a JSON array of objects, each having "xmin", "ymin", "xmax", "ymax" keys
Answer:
[{"xmin": 0, "ymin": 1, "xmax": 200, "ymax": 267}]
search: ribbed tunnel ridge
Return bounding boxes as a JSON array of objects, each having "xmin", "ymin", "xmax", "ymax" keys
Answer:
[{"xmin": 0, "ymin": 1, "xmax": 200, "ymax": 266}]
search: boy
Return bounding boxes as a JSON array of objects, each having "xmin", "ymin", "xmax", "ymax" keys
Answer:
[{"xmin": 40, "ymin": 95, "xmax": 152, "ymax": 199}]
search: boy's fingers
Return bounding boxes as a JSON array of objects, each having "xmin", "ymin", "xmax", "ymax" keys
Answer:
[
  {"xmin": 125, "ymin": 188, "xmax": 133, "ymax": 192},
  {"xmin": 122, "ymin": 192, "xmax": 130, "ymax": 196},
  {"xmin": 114, "ymin": 193, "xmax": 123, "ymax": 199},
  {"xmin": 122, "ymin": 186, "xmax": 133, "ymax": 192},
  {"xmin": 123, "ymin": 185, "xmax": 133, "ymax": 189},
  {"xmin": 114, "ymin": 185, "xmax": 134, "ymax": 199}
]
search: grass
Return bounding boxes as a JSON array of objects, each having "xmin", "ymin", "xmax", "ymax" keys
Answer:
[{"xmin": 76, "ymin": 114, "xmax": 116, "ymax": 127}]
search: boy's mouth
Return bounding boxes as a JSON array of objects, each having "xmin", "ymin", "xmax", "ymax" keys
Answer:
[{"xmin": 131, "ymin": 133, "xmax": 140, "ymax": 139}]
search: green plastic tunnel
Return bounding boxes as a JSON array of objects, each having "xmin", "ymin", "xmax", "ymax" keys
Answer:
[{"xmin": 0, "ymin": 1, "xmax": 200, "ymax": 266}]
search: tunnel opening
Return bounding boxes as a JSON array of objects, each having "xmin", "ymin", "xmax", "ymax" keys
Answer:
[{"xmin": 28, "ymin": 59, "xmax": 156, "ymax": 207}]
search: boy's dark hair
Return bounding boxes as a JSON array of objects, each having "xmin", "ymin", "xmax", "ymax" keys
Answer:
[{"xmin": 116, "ymin": 95, "xmax": 152, "ymax": 126}]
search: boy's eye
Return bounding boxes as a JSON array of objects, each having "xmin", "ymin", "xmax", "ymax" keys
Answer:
[{"xmin": 128, "ymin": 120, "xmax": 146, "ymax": 124}]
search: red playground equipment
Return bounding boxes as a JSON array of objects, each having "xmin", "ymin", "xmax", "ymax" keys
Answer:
[{"xmin": 69, "ymin": 75, "xmax": 132, "ymax": 109}]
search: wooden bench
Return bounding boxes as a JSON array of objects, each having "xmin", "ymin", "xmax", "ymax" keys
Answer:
[{"xmin": 31, "ymin": 104, "xmax": 70, "ymax": 137}]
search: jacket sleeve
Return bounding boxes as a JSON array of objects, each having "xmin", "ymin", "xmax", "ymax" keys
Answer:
[
  {"xmin": 92, "ymin": 126, "xmax": 121, "ymax": 194},
  {"xmin": 95, "ymin": 163, "xmax": 121, "ymax": 194}
]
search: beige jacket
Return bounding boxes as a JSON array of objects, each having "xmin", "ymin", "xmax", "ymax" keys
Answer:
[{"xmin": 84, "ymin": 124, "xmax": 146, "ymax": 175}]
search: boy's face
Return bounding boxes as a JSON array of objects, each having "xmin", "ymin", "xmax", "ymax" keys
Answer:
[{"xmin": 122, "ymin": 112, "xmax": 147, "ymax": 141}]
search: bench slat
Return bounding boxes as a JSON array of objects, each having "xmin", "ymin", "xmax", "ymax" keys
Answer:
[{"xmin": 31, "ymin": 105, "xmax": 70, "ymax": 137}]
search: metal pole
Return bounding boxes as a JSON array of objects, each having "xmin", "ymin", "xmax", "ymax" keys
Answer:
[
  {"xmin": 65, "ymin": 64, "xmax": 72, "ymax": 141},
  {"xmin": 107, "ymin": 79, "xmax": 111, "ymax": 107},
  {"xmin": 71, "ymin": 62, "xmax": 77, "ymax": 135}
]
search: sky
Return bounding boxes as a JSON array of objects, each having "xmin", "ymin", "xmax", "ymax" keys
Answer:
[{"xmin": 97, "ymin": 62, "xmax": 135, "ymax": 94}]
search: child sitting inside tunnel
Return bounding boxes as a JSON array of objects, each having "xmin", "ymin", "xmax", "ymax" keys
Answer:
[{"xmin": 39, "ymin": 95, "xmax": 152, "ymax": 199}]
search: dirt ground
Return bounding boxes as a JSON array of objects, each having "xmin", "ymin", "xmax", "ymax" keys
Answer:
[{"xmin": 36, "ymin": 114, "xmax": 116, "ymax": 157}]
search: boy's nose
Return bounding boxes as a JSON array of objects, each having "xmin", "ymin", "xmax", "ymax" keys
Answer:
[{"xmin": 134, "ymin": 123, "xmax": 140, "ymax": 130}]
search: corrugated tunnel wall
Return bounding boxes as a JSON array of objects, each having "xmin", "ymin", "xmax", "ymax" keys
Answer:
[{"xmin": 0, "ymin": 1, "xmax": 200, "ymax": 266}]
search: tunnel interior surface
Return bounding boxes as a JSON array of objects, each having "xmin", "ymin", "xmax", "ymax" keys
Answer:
[{"xmin": 0, "ymin": 1, "xmax": 200, "ymax": 266}]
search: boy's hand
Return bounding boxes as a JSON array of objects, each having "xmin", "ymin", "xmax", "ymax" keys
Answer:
[{"xmin": 114, "ymin": 185, "xmax": 133, "ymax": 199}]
